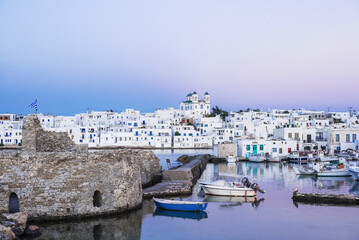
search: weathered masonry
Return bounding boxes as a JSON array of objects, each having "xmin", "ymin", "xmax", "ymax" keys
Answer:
[{"xmin": 0, "ymin": 115, "xmax": 161, "ymax": 220}]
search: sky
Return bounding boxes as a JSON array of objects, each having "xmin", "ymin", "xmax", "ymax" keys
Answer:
[{"xmin": 0, "ymin": 0, "xmax": 359, "ymax": 115}]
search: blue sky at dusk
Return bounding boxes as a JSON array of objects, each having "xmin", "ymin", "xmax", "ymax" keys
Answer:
[{"xmin": 1, "ymin": 0, "xmax": 358, "ymax": 115}]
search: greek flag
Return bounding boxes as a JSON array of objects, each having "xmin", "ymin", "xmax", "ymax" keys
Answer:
[{"xmin": 29, "ymin": 100, "xmax": 38, "ymax": 110}]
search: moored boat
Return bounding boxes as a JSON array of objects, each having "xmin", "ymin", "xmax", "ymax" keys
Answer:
[
  {"xmin": 202, "ymin": 184, "xmax": 257, "ymax": 197},
  {"xmin": 287, "ymin": 151, "xmax": 309, "ymax": 164},
  {"xmin": 313, "ymin": 162, "xmax": 351, "ymax": 177},
  {"xmin": 153, "ymin": 208, "xmax": 208, "ymax": 220},
  {"xmin": 226, "ymin": 154, "xmax": 237, "ymax": 163},
  {"xmin": 153, "ymin": 198, "xmax": 208, "ymax": 212}
]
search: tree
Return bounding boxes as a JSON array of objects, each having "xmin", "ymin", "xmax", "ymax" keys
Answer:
[{"xmin": 174, "ymin": 131, "xmax": 180, "ymax": 136}]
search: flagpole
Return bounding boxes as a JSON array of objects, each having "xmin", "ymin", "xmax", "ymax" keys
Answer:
[{"xmin": 35, "ymin": 99, "xmax": 38, "ymax": 115}]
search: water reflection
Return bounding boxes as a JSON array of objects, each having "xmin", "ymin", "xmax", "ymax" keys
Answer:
[{"xmin": 198, "ymin": 161, "xmax": 358, "ymax": 195}]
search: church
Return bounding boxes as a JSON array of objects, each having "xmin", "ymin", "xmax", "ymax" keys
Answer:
[{"xmin": 179, "ymin": 91, "xmax": 211, "ymax": 117}]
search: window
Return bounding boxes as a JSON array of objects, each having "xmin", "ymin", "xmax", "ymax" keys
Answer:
[
  {"xmin": 288, "ymin": 148, "xmax": 291, "ymax": 153},
  {"xmin": 335, "ymin": 134, "xmax": 340, "ymax": 142},
  {"xmin": 246, "ymin": 145, "xmax": 250, "ymax": 151},
  {"xmin": 353, "ymin": 134, "xmax": 357, "ymax": 142},
  {"xmin": 346, "ymin": 134, "xmax": 350, "ymax": 143},
  {"xmin": 9, "ymin": 193, "xmax": 19, "ymax": 213},
  {"xmin": 93, "ymin": 191, "xmax": 102, "ymax": 207},
  {"xmin": 279, "ymin": 148, "xmax": 282, "ymax": 154},
  {"xmin": 260, "ymin": 145, "xmax": 264, "ymax": 151},
  {"xmin": 288, "ymin": 133, "xmax": 292, "ymax": 138},
  {"xmin": 272, "ymin": 148, "xmax": 277, "ymax": 152}
]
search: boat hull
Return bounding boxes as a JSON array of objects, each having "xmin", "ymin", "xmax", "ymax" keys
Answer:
[
  {"xmin": 316, "ymin": 169, "xmax": 351, "ymax": 177},
  {"xmin": 153, "ymin": 198, "xmax": 208, "ymax": 212},
  {"xmin": 202, "ymin": 184, "xmax": 256, "ymax": 197}
]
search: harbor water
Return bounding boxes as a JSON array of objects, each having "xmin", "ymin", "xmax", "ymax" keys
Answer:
[{"xmin": 37, "ymin": 152, "xmax": 359, "ymax": 240}]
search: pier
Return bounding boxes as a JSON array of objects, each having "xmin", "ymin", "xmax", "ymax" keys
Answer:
[{"xmin": 142, "ymin": 155, "xmax": 209, "ymax": 199}]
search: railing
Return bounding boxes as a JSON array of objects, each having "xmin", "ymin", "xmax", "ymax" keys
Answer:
[{"xmin": 316, "ymin": 138, "xmax": 327, "ymax": 141}]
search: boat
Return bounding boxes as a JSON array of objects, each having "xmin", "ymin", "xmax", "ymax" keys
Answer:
[
  {"xmin": 287, "ymin": 151, "xmax": 309, "ymax": 163},
  {"xmin": 153, "ymin": 198, "xmax": 208, "ymax": 212},
  {"xmin": 226, "ymin": 154, "xmax": 237, "ymax": 163},
  {"xmin": 203, "ymin": 195, "xmax": 256, "ymax": 203},
  {"xmin": 313, "ymin": 162, "xmax": 351, "ymax": 177},
  {"xmin": 293, "ymin": 166, "xmax": 316, "ymax": 175},
  {"xmin": 248, "ymin": 154, "xmax": 265, "ymax": 162},
  {"xmin": 348, "ymin": 163, "xmax": 359, "ymax": 180},
  {"xmin": 199, "ymin": 180, "xmax": 226, "ymax": 186},
  {"xmin": 202, "ymin": 184, "xmax": 257, "ymax": 197},
  {"xmin": 320, "ymin": 156, "xmax": 339, "ymax": 162},
  {"xmin": 153, "ymin": 208, "xmax": 208, "ymax": 220}
]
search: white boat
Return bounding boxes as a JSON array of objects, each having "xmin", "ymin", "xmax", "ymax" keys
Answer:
[
  {"xmin": 287, "ymin": 152, "xmax": 309, "ymax": 163},
  {"xmin": 348, "ymin": 163, "xmax": 359, "ymax": 180},
  {"xmin": 313, "ymin": 162, "xmax": 351, "ymax": 177},
  {"xmin": 293, "ymin": 166, "xmax": 316, "ymax": 175},
  {"xmin": 248, "ymin": 154, "xmax": 265, "ymax": 162},
  {"xmin": 226, "ymin": 154, "xmax": 237, "ymax": 163},
  {"xmin": 320, "ymin": 156, "xmax": 339, "ymax": 162},
  {"xmin": 203, "ymin": 195, "xmax": 256, "ymax": 203},
  {"xmin": 202, "ymin": 184, "xmax": 257, "ymax": 197}
]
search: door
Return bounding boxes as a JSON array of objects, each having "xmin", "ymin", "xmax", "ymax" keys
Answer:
[
  {"xmin": 253, "ymin": 145, "xmax": 257, "ymax": 155},
  {"xmin": 307, "ymin": 134, "xmax": 311, "ymax": 143}
]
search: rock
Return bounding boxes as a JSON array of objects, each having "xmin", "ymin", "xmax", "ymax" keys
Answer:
[
  {"xmin": 2, "ymin": 212, "xmax": 28, "ymax": 229},
  {"xmin": 25, "ymin": 225, "xmax": 41, "ymax": 238},
  {"xmin": 0, "ymin": 225, "xmax": 15, "ymax": 240}
]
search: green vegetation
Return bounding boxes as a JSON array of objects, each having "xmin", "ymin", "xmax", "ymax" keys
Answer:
[
  {"xmin": 174, "ymin": 131, "xmax": 180, "ymax": 136},
  {"xmin": 333, "ymin": 118, "xmax": 344, "ymax": 124},
  {"xmin": 212, "ymin": 106, "xmax": 228, "ymax": 121}
]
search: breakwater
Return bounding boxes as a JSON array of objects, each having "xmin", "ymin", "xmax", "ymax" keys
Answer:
[{"xmin": 142, "ymin": 155, "xmax": 209, "ymax": 198}]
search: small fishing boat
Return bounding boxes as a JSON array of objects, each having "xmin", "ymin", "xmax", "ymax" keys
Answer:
[
  {"xmin": 287, "ymin": 152, "xmax": 309, "ymax": 164},
  {"xmin": 226, "ymin": 154, "xmax": 237, "ymax": 163},
  {"xmin": 203, "ymin": 195, "xmax": 256, "ymax": 203},
  {"xmin": 153, "ymin": 198, "xmax": 208, "ymax": 212},
  {"xmin": 293, "ymin": 166, "xmax": 316, "ymax": 175},
  {"xmin": 153, "ymin": 208, "xmax": 208, "ymax": 220},
  {"xmin": 313, "ymin": 162, "xmax": 351, "ymax": 177},
  {"xmin": 202, "ymin": 184, "xmax": 257, "ymax": 197},
  {"xmin": 248, "ymin": 154, "xmax": 265, "ymax": 162}
]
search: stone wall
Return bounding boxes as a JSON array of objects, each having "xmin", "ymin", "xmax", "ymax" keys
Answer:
[
  {"xmin": 217, "ymin": 143, "xmax": 237, "ymax": 158},
  {"xmin": 22, "ymin": 115, "xmax": 76, "ymax": 152},
  {"xmin": 0, "ymin": 150, "xmax": 143, "ymax": 220},
  {"xmin": 138, "ymin": 150, "xmax": 162, "ymax": 188}
]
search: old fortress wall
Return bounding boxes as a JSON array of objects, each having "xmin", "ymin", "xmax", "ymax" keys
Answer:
[{"xmin": 0, "ymin": 115, "xmax": 161, "ymax": 220}]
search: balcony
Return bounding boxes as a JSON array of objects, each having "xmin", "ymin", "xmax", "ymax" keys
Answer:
[{"xmin": 315, "ymin": 137, "xmax": 327, "ymax": 142}]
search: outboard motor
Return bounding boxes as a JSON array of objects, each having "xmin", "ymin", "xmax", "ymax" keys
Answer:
[{"xmin": 250, "ymin": 183, "xmax": 265, "ymax": 194}]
